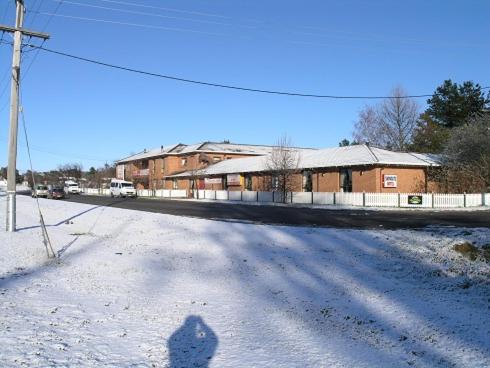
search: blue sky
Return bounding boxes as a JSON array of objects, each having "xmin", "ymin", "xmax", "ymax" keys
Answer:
[{"xmin": 0, "ymin": 0, "xmax": 489, "ymax": 171}]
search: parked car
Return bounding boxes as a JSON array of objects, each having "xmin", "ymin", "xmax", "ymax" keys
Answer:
[
  {"xmin": 110, "ymin": 179, "xmax": 137, "ymax": 198},
  {"xmin": 64, "ymin": 180, "xmax": 81, "ymax": 194},
  {"xmin": 31, "ymin": 184, "xmax": 49, "ymax": 198},
  {"xmin": 48, "ymin": 187, "xmax": 65, "ymax": 200}
]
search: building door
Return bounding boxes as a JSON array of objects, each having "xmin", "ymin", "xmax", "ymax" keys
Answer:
[
  {"xmin": 339, "ymin": 168, "xmax": 352, "ymax": 192},
  {"xmin": 302, "ymin": 171, "xmax": 312, "ymax": 192}
]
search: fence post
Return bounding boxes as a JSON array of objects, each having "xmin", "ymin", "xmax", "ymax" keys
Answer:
[
  {"xmin": 431, "ymin": 192, "xmax": 435, "ymax": 208},
  {"xmin": 362, "ymin": 191, "xmax": 366, "ymax": 207},
  {"xmin": 397, "ymin": 192, "xmax": 400, "ymax": 208},
  {"xmin": 483, "ymin": 192, "xmax": 486, "ymax": 207},
  {"xmin": 463, "ymin": 192, "xmax": 466, "ymax": 208},
  {"xmin": 256, "ymin": 191, "xmax": 259, "ymax": 202},
  {"xmin": 333, "ymin": 192, "xmax": 336, "ymax": 205},
  {"xmin": 227, "ymin": 190, "xmax": 229, "ymax": 200},
  {"xmin": 170, "ymin": 190, "xmax": 172, "ymax": 200},
  {"xmin": 311, "ymin": 191, "xmax": 314, "ymax": 204},
  {"xmin": 291, "ymin": 192, "xmax": 293, "ymax": 204},
  {"xmin": 272, "ymin": 191, "xmax": 274, "ymax": 203},
  {"xmin": 240, "ymin": 191, "xmax": 243, "ymax": 201}
]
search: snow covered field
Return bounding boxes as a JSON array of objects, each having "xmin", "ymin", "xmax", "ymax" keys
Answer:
[{"xmin": 1, "ymin": 196, "xmax": 489, "ymax": 367}]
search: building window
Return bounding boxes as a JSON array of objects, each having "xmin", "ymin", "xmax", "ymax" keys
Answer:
[
  {"xmin": 339, "ymin": 168, "xmax": 352, "ymax": 192},
  {"xmin": 172, "ymin": 179, "xmax": 178, "ymax": 189},
  {"xmin": 271, "ymin": 175, "xmax": 279, "ymax": 191},
  {"xmin": 181, "ymin": 158, "xmax": 187, "ymax": 166},
  {"xmin": 302, "ymin": 171, "xmax": 312, "ymax": 192},
  {"xmin": 245, "ymin": 175, "xmax": 252, "ymax": 191},
  {"xmin": 213, "ymin": 156, "xmax": 221, "ymax": 163}
]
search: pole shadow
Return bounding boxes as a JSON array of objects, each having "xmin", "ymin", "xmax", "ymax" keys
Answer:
[{"xmin": 168, "ymin": 315, "xmax": 218, "ymax": 368}]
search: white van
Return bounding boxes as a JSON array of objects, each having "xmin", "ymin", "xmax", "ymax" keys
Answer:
[
  {"xmin": 110, "ymin": 179, "xmax": 136, "ymax": 198},
  {"xmin": 64, "ymin": 180, "xmax": 81, "ymax": 194}
]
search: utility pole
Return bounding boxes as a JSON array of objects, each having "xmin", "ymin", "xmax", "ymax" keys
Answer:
[{"xmin": 1, "ymin": 0, "xmax": 49, "ymax": 232}]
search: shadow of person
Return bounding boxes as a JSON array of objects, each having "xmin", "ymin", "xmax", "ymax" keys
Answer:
[{"xmin": 168, "ymin": 315, "xmax": 218, "ymax": 368}]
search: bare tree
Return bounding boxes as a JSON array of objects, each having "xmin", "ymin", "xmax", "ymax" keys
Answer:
[
  {"xmin": 58, "ymin": 163, "xmax": 83, "ymax": 181},
  {"xmin": 180, "ymin": 153, "xmax": 210, "ymax": 198},
  {"xmin": 432, "ymin": 113, "xmax": 490, "ymax": 193},
  {"xmin": 265, "ymin": 135, "xmax": 300, "ymax": 203},
  {"xmin": 353, "ymin": 87, "xmax": 420, "ymax": 151}
]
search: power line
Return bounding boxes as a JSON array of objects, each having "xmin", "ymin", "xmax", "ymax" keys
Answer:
[
  {"xmin": 23, "ymin": 43, "xmax": 490, "ymax": 100},
  {"xmin": 29, "ymin": 10, "xmax": 223, "ymax": 36},
  {"xmin": 90, "ymin": 0, "xmax": 230, "ymax": 19},
  {"xmin": 0, "ymin": 131, "xmax": 114, "ymax": 162},
  {"xmin": 8, "ymin": 0, "xmax": 64, "ymax": 100},
  {"xmin": 47, "ymin": 0, "xmax": 236, "ymax": 27}
]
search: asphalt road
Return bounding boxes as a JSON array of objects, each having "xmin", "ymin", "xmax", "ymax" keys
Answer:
[{"xmin": 44, "ymin": 194, "xmax": 490, "ymax": 230}]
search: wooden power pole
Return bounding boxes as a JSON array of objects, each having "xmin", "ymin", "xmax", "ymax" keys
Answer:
[{"xmin": 1, "ymin": 0, "xmax": 49, "ymax": 231}]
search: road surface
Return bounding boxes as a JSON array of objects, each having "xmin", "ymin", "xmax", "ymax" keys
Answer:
[{"xmin": 46, "ymin": 194, "xmax": 490, "ymax": 229}]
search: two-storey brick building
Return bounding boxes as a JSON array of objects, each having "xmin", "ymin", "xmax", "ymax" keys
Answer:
[
  {"xmin": 116, "ymin": 142, "xmax": 439, "ymax": 193},
  {"xmin": 115, "ymin": 142, "xmax": 304, "ymax": 190}
]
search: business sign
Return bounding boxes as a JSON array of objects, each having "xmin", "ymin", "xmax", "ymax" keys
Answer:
[
  {"xmin": 408, "ymin": 195, "xmax": 423, "ymax": 205},
  {"xmin": 133, "ymin": 169, "xmax": 149, "ymax": 177},
  {"xmin": 383, "ymin": 174, "xmax": 397, "ymax": 188},
  {"xmin": 227, "ymin": 174, "xmax": 241, "ymax": 186},
  {"xmin": 205, "ymin": 177, "xmax": 222, "ymax": 185},
  {"xmin": 116, "ymin": 165, "xmax": 125, "ymax": 180}
]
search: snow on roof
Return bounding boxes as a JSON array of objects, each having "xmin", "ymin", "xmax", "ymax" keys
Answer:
[
  {"xmin": 167, "ymin": 145, "xmax": 439, "ymax": 178},
  {"xmin": 116, "ymin": 141, "xmax": 313, "ymax": 163},
  {"xmin": 116, "ymin": 144, "xmax": 180, "ymax": 163}
]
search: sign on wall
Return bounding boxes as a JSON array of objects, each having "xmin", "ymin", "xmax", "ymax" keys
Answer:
[
  {"xmin": 227, "ymin": 174, "xmax": 241, "ymax": 186},
  {"xmin": 116, "ymin": 165, "xmax": 125, "ymax": 180},
  {"xmin": 132, "ymin": 169, "xmax": 149, "ymax": 177},
  {"xmin": 383, "ymin": 174, "xmax": 397, "ymax": 188},
  {"xmin": 205, "ymin": 177, "xmax": 222, "ymax": 185},
  {"xmin": 408, "ymin": 195, "xmax": 423, "ymax": 205}
]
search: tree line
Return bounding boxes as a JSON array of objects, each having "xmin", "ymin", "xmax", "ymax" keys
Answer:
[
  {"xmin": 343, "ymin": 79, "xmax": 490, "ymax": 192},
  {"xmin": 22, "ymin": 163, "xmax": 115, "ymax": 188}
]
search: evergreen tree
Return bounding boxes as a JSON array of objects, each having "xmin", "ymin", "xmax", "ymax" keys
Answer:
[{"xmin": 426, "ymin": 80, "xmax": 489, "ymax": 128}]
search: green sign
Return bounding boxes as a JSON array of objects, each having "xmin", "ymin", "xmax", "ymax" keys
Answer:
[{"xmin": 408, "ymin": 195, "xmax": 423, "ymax": 205}]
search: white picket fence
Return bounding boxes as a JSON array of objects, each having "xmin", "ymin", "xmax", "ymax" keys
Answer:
[
  {"xmin": 81, "ymin": 188, "xmax": 187, "ymax": 198},
  {"xmin": 81, "ymin": 188, "xmax": 490, "ymax": 208},
  {"xmin": 191, "ymin": 190, "xmax": 490, "ymax": 209}
]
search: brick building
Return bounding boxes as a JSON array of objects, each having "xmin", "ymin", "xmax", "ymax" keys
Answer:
[
  {"xmin": 115, "ymin": 142, "xmax": 313, "ymax": 190},
  {"xmin": 117, "ymin": 142, "xmax": 438, "ymax": 193},
  {"xmin": 163, "ymin": 144, "xmax": 439, "ymax": 193}
]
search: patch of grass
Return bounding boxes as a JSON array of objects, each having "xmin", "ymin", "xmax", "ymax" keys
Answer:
[{"xmin": 454, "ymin": 242, "xmax": 488, "ymax": 262}]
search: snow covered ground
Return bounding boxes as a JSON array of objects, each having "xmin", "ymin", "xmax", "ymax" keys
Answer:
[{"xmin": 0, "ymin": 196, "xmax": 489, "ymax": 367}]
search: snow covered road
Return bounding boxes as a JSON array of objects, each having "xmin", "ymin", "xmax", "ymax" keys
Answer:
[{"xmin": 1, "ymin": 196, "xmax": 489, "ymax": 367}]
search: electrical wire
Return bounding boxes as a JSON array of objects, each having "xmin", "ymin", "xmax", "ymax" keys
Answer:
[
  {"xmin": 7, "ymin": 0, "xmax": 64, "ymax": 106},
  {"xmin": 23, "ymin": 42, "xmax": 490, "ymax": 100},
  {"xmin": 47, "ymin": 0, "xmax": 236, "ymax": 27},
  {"xmin": 28, "ymin": 11, "xmax": 223, "ymax": 36},
  {"xmin": 90, "ymin": 0, "xmax": 230, "ymax": 19}
]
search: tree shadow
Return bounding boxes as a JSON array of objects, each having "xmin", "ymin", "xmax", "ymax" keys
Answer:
[
  {"xmin": 168, "ymin": 315, "xmax": 218, "ymax": 368},
  {"xmin": 143, "ymin": 221, "xmax": 490, "ymax": 367},
  {"xmin": 16, "ymin": 199, "xmax": 129, "ymax": 231}
]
